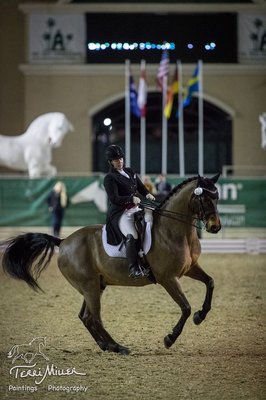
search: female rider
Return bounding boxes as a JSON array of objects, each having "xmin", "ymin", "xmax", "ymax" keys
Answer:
[{"xmin": 104, "ymin": 144, "xmax": 155, "ymax": 279}]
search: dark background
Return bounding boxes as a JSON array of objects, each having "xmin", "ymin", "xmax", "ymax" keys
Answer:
[{"xmin": 86, "ymin": 13, "xmax": 237, "ymax": 63}]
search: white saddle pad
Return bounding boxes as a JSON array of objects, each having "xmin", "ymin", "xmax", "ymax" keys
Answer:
[{"xmin": 102, "ymin": 222, "xmax": 152, "ymax": 258}]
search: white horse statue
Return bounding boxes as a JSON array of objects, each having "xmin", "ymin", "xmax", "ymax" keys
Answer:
[{"xmin": 0, "ymin": 112, "xmax": 74, "ymax": 178}]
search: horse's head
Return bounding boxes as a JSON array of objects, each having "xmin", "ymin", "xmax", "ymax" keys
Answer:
[
  {"xmin": 48, "ymin": 112, "xmax": 74, "ymax": 148},
  {"xmin": 191, "ymin": 173, "xmax": 221, "ymax": 234}
]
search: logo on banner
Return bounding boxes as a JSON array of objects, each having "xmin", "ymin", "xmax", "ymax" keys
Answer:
[
  {"xmin": 43, "ymin": 18, "xmax": 73, "ymax": 52},
  {"xmin": 249, "ymin": 17, "xmax": 266, "ymax": 53},
  {"xmin": 29, "ymin": 14, "xmax": 86, "ymax": 63},
  {"xmin": 239, "ymin": 14, "xmax": 266, "ymax": 63}
]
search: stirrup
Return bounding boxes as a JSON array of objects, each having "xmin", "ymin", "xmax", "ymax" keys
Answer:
[
  {"xmin": 138, "ymin": 264, "xmax": 150, "ymax": 277},
  {"xmin": 129, "ymin": 264, "xmax": 150, "ymax": 279}
]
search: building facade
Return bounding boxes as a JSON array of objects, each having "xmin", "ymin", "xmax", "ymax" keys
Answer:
[{"xmin": 0, "ymin": 1, "xmax": 265, "ymax": 176}]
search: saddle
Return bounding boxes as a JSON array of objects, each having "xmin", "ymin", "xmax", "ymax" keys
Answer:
[
  {"xmin": 102, "ymin": 211, "xmax": 152, "ymax": 258},
  {"xmin": 101, "ymin": 213, "xmax": 156, "ymax": 283}
]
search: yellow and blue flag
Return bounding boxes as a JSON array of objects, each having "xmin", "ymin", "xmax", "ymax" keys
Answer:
[
  {"xmin": 164, "ymin": 66, "xmax": 179, "ymax": 119},
  {"xmin": 182, "ymin": 65, "xmax": 199, "ymax": 108}
]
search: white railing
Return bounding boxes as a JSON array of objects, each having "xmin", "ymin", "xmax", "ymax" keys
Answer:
[{"xmin": 201, "ymin": 239, "xmax": 266, "ymax": 254}]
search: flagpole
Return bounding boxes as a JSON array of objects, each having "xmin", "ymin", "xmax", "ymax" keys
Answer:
[
  {"xmin": 140, "ymin": 59, "xmax": 146, "ymax": 176},
  {"xmin": 177, "ymin": 60, "xmax": 185, "ymax": 177},
  {"xmin": 125, "ymin": 59, "xmax": 131, "ymax": 167},
  {"xmin": 198, "ymin": 60, "xmax": 204, "ymax": 175},
  {"xmin": 162, "ymin": 74, "xmax": 168, "ymax": 175}
]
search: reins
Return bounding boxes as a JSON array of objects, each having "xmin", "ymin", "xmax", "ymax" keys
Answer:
[
  {"xmin": 140, "ymin": 201, "xmax": 204, "ymax": 230},
  {"xmin": 139, "ymin": 176, "xmax": 220, "ymax": 231}
]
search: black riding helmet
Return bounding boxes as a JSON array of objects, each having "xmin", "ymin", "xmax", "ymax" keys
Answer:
[{"xmin": 105, "ymin": 144, "xmax": 124, "ymax": 161}]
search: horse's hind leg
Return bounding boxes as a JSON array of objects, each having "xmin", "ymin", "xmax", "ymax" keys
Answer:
[
  {"xmin": 185, "ymin": 262, "xmax": 214, "ymax": 325},
  {"xmin": 78, "ymin": 286, "xmax": 130, "ymax": 355}
]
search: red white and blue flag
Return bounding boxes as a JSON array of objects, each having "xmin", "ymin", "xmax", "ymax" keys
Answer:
[
  {"xmin": 157, "ymin": 49, "xmax": 169, "ymax": 89},
  {"xmin": 129, "ymin": 74, "xmax": 141, "ymax": 118},
  {"xmin": 137, "ymin": 63, "xmax": 147, "ymax": 118}
]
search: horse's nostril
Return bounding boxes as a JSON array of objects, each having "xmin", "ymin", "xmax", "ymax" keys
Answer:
[
  {"xmin": 206, "ymin": 223, "xmax": 219, "ymax": 234},
  {"xmin": 211, "ymin": 225, "xmax": 221, "ymax": 233}
]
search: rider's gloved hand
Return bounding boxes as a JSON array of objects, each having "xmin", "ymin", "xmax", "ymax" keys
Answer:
[
  {"xmin": 132, "ymin": 196, "xmax": 141, "ymax": 205},
  {"xmin": 146, "ymin": 193, "xmax": 155, "ymax": 201}
]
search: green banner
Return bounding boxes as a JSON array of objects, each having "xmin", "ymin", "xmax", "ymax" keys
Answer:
[
  {"xmin": 0, "ymin": 176, "xmax": 265, "ymax": 228},
  {"xmin": 0, "ymin": 176, "xmax": 106, "ymax": 227}
]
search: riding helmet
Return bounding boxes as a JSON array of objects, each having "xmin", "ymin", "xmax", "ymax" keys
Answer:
[{"xmin": 105, "ymin": 144, "xmax": 124, "ymax": 161}]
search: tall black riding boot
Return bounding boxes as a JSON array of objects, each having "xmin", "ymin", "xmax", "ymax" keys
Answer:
[{"xmin": 125, "ymin": 234, "xmax": 143, "ymax": 279}]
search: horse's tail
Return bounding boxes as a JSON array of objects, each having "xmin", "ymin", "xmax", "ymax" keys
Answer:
[{"xmin": 2, "ymin": 233, "xmax": 62, "ymax": 291}]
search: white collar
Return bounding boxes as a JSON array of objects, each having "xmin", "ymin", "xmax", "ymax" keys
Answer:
[{"xmin": 118, "ymin": 169, "xmax": 130, "ymax": 179}]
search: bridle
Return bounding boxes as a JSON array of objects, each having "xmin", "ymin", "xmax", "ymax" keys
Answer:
[
  {"xmin": 140, "ymin": 184, "xmax": 219, "ymax": 230},
  {"xmin": 191, "ymin": 185, "xmax": 219, "ymax": 226}
]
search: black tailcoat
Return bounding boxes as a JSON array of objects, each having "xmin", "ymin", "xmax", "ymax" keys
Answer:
[{"xmin": 104, "ymin": 167, "xmax": 149, "ymax": 245}]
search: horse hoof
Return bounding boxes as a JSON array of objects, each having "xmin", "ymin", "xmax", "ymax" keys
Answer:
[
  {"xmin": 193, "ymin": 311, "xmax": 203, "ymax": 325},
  {"xmin": 164, "ymin": 335, "xmax": 173, "ymax": 349},
  {"xmin": 118, "ymin": 346, "xmax": 130, "ymax": 355}
]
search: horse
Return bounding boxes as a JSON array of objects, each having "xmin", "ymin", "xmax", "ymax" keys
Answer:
[
  {"xmin": 0, "ymin": 112, "xmax": 74, "ymax": 178},
  {"xmin": 1, "ymin": 174, "xmax": 221, "ymax": 355},
  {"xmin": 7, "ymin": 337, "xmax": 49, "ymax": 364}
]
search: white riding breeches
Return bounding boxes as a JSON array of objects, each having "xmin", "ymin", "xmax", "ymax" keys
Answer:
[{"xmin": 119, "ymin": 206, "xmax": 153, "ymax": 239}]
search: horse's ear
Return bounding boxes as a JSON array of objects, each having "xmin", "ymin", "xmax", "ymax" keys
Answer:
[
  {"xmin": 210, "ymin": 173, "xmax": 220, "ymax": 184},
  {"xmin": 197, "ymin": 174, "xmax": 202, "ymax": 185}
]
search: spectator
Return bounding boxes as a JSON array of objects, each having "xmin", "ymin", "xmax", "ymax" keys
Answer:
[
  {"xmin": 155, "ymin": 174, "xmax": 172, "ymax": 202},
  {"xmin": 47, "ymin": 181, "xmax": 68, "ymax": 237},
  {"xmin": 142, "ymin": 175, "xmax": 157, "ymax": 195}
]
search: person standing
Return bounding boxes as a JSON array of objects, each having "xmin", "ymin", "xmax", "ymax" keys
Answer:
[
  {"xmin": 142, "ymin": 175, "xmax": 157, "ymax": 195},
  {"xmin": 155, "ymin": 174, "xmax": 172, "ymax": 202},
  {"xmin": 47, "ymin": 181, "xmax": 68, "ymax": 237},
  {"xmin": 104, "ymin": 144, "xmax": 155, "ymax": 279}
]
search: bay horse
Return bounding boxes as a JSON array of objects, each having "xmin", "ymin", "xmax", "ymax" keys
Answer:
[{"xmin": 1, "ymin": 174, "xmax": 221, "ymax": 355}]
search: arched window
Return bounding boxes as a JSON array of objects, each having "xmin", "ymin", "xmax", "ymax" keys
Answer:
[{"xmin": 92, "ymin": 93, "xmax": 232, "ymax": 174}]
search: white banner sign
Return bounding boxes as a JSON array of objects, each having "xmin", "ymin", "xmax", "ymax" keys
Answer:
[
  {"xmin": 29, "ymin": 14, "xmax": 86, "ymax": 63},
  {"xmin": 238, "ymin": 13, "xmax": 266, "ymax": 63}
]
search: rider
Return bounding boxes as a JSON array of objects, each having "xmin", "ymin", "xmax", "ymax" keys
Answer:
[{"xmin": 104, "ymin": 144, "xmax": 155, "ymax": 279}]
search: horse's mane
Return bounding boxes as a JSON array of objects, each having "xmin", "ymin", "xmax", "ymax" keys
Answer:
[{"xmin": 158, "ymin": 176, "xmax": 198, "ymax": 209}]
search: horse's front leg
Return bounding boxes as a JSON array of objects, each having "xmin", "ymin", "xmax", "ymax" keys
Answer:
[
  {"xmin": 161, "ymin": 276, "xmax": 191, "ymax": 349},
  {"xmin": 185, "ymin": 262, "xmax": 214, "ymax": 325}
]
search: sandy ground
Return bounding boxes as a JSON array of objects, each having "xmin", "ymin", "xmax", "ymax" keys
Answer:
[{"xmin": 0, "ymin": 253, "xmax": 265, "ymax": 400}]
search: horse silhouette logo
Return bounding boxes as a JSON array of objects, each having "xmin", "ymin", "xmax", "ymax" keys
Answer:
[{"xmin": 7, "ymin": 337, "xmax": 49, "ymax": 364}]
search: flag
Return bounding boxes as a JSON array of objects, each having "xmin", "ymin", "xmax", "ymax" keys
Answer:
[
  {"xmin": 182, "ymin": 65, "xmax": 199, "ymax": 108},
  {"xmin": 164, "ymin": 66, "xmax": 179, "ymax": 119},
  {"xmin": 157, "ymin": 48, "xmax": 169, "ymax": 89},
  {"xmin": 137, "ymin": 62, "xmax": 147, "ymax": 118},
  {"xmin": 130, "ymin": 74, "xmax": 140, "ymax": 118}
]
